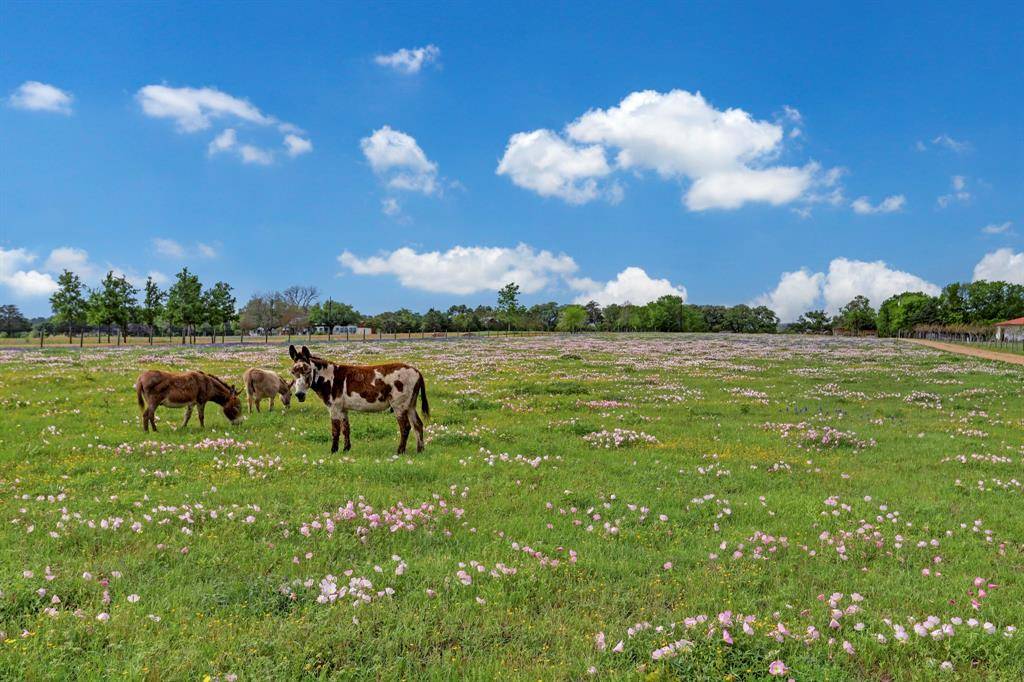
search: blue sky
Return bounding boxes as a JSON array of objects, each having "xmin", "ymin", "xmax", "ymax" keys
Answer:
[{"xmin": 1, "ymin": 1, "xmax": 1021, "ymax": 319}]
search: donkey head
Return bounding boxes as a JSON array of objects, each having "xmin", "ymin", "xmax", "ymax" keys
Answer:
[
  {"xmin": 222, "ymin": 385, "xmax": 244, "ymax": 424},
  {"xmin": 288, "ymin": 345, "xmax": 316, "ymax": 402}
]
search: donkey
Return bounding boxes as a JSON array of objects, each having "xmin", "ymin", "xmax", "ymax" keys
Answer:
[
  {"xmin": 242, "ymin": 368, "xmax": 294, "ymax": 413},
  {"xmin": 136, "ymin": 370, "xmax": 243, "ymax": 432},
  {"xmin": 288, "ymin": 345, "xmax": 429, "ymax": 454}
]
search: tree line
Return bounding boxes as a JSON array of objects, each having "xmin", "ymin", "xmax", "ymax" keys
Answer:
[
  {"xmin": 3, "ymin": 271, "xmax": 1020, "ymax": 342},
  {"xmin": 789, "ymin": 280, "xmax": 1024, "ymax": 337},
  {"xmin": 42, "ymin": 267, "xmax": 236, "ymax": 343}
]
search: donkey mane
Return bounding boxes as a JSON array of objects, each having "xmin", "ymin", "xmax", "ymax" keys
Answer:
[{"xmin": 197, "ymin": 371, "xmax": 234, "ymax": 402}]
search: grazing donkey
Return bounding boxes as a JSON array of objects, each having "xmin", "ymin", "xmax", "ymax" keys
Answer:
[
  {"xmin": 242, "ymin": 368, "xmax": 294, "ymax": 413},
  {"xmin": 288, "ymin": 345, "xmax": 429, "ymax": 454},
  {"xmin": 136, "ymin": 370, "xmax": 243, "ymax": 432}
]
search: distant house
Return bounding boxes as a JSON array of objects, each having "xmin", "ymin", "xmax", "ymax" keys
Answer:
[{"xmin": 994, "ymin": 317, "xmax": 1024, "ymax": 342}]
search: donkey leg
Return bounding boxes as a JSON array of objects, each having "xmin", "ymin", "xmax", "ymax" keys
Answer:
[
  {"xmin": 147, "ymin": 403, "xmax": 158, "ymax": 432},
  {"xmin": 182, "ymin": 405, "xmax": 193, "ymax": 428},
  {"xmin": 198, "ymin": 402, "xmax": 206, "ymax": 428},
  {"xmin": 331, "ymin": 418, "xmax": 341, "ymax": 453},
  {"xmin": 342, "ymin": 413, "xmax": 351, "ymax": 452},
  {"xmin": 396, "ymin": 412, "xmax": 411, "ymax": 454},
  {"xmin": 410, "ymin": 408, "xmax": 425, "ymax": 453},
  {"xmin": 269, "ymin": 395, "xmax": 275, "ymax": 412},
  {"xmin": 248, "ymin": 394, "xmax": 254, "ymax": 414}
]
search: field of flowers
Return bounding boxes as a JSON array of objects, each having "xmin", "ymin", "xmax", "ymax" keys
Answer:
[{"xmin": 1, "ymin": 334, "xmax": 1022, "ymax": 679}]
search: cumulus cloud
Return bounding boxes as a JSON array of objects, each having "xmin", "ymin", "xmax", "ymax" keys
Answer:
[
  {"xmin": 8, "ymin": 81, "xmax": 74, "ymax": 114},
  {"xmin": 496, "ymin": 129, "xmax": 613, "ymax": 204},
  {"xmin": 339, "ymin": 244, "xmax": 578, "ymax": 295},
  {"xmin": 374, "ymin": 45, "xmax": 441, "ymax": 74},
  {"xmin": 197, "ymin": 243, "xmax": 217, "ymax": 258},
  {"xmin": 570, "ymin": 267, "xmax": 687, "ymax": 306},
  {"xmin": 822, "ymin": 258, "xmax": 939, "ymax": 313},
  {"xmin": 981, "ymin": 221, "xmax": 1013, "ymax": 235},
  {"xmin": 0, "ymin": 248, "xmax": 58, "ymax": 296},
  {"xmin": 137, "ymin": 84, "xmax": 310, "ymax": 164},
  {"xmin": 752, "ymin": 269, "xmax": 825, "ymax": 322},
  {"xmin": 381, "ymin": 198, "xmax": 402, "ymax": 217},
  {"xmin": 973, "ymin": 249, "xmax": 1024, "ymax": 284},
  {"xmin": 851, "ymin": 194, "xmax": 906, "ymax": 214},
  {"xmin": 284, "ymin": 133, "xmax": 313, "ymax": 157},
  {"xmin": 755, "ymin": 258, "xmax": 940, "ymax": 319},
  {"xmin": 498, "ymin": 89, "xmax": 834, "ymax": 211},
  {"xmin": 361, "ymin": 126, "xmax": 441, "ymax": 195},
  {"xmin": 44, "ymin": 246, "xmax": 99, "ymax": 280}
]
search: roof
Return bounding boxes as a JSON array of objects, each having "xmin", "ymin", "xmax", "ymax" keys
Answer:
[{"xmin": 995, "ymin": 317, "xmax": 1024, "ymax": 326}]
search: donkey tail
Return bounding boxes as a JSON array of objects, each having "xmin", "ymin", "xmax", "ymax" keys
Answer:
[
  {"xmin": 417, "ymin": 373, "xmax": 430, "ymax": 420},
  {"xmin": 136, "ymin": 380, "xmax": 145, "ymax": 409}
]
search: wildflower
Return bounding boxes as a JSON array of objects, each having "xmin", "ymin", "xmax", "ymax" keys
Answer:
[{"xmin": 768, "ymin": 660, "xmax": 787, "ymax": 676}]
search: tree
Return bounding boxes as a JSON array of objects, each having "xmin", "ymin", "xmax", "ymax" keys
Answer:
[
  {"xmin": 139, "ymin": 277, "xmax": 165, "ymax": 341},
  {"xmin": 876, "ymin": 292, "xmax": 939, "ymax": 337},
  {"xmin": 421, "ymin": 308, "xmax": 449, "ymax": 332},
  {"xmin": 85, "ymin": 288, "xmax": 107, "ymax": 342},
  {"xmin": 239, "ymin": 292, "xmax": 283, "ymax": 341},
  {"xmin": 0, "ymin": 304, "xmax": 30, "ymax": 336},
  {"xmin": 837, "ymin": 295, "xmax": 876, "ymax": 334},
  {"xmin": 49, "ymin": 270, "xmax": 87, "ymax": 342},
  {"xmin": 165, "ymin": 268, "xmax": 203, "ymax": 343},
  {"xmin": 497, "ymin": 282, "xmax": 521, "ymax": 331},
  {"xmin": 526, "ymin": 302, "xmax": 560, "ymax": 331},
  {"xmin": 99, "ymin": 271, "xmax": 138, "ymax": 343},
  {"xmin": 557, "ymin": 304, "xmax": 587, "ymax": 332},
  {"xmin": 793, "ymin": 310, "xmax": 832, "ymax": 334},
  {"xmin": 583, "ymin": 300, "xmax": 603, "ymax": 327},
  {"xmin": 203, "ymin": 281, "xmax": 236, "ymax": 342}
]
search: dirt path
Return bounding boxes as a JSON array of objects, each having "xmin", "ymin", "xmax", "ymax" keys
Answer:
[{"xmin": 903, "ymin": 338, "xmax": 1024, "ymax": 365}]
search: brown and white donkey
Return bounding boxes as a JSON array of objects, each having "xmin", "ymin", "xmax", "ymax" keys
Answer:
[{"xmin": 288, "ymin": 345, "xmax": 429, "ymax": 454}]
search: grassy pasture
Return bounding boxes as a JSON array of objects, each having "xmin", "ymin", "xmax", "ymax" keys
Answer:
[{"xmin": 0, "ymin": 335, "xmax": 1022, "ymax": 680}]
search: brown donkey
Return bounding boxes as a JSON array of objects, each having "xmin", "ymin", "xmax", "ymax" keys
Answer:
[
  {"xmin": 136, "ymin": 370, "xmax": 244, "ymax": 431},
  {"xmin": 242, "ymin": 368, "xmax": 294, "ymax": 412},
  {"xmin": 288, "ymin": 345, "xmax": 429, "ymax": 454}
]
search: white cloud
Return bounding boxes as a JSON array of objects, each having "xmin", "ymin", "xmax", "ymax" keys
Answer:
[
  {"xmin": 851, "ymin": 194, "xmax": 906, "ymax": 214},
  {"xmin": 973, "ymin": 249, "xmax": 1024, "ymax": 284},
  {"xmin": 153, "ymin": 238, "xmax": 216, "ymax": 259},
  {"xmin": 0, "ymin": 247, "xmax": 58, "ymax": 297},
  {"xmin": 981, "ymin": 221, "xmax": 1013, "ymax": 235},
  {"xmin": 8, "ymin": 81, "xmax": 73, "ymax": 114},
  {"xmin": 496, "ymin": 129, "xmax": 612, "ymax": 204},
  {"xmin": 381, "ymin": 198, "xmax": 402, "ymax": 217},
  {"xmin": 147, "ymin": 270, "xmax": 170, "ymax": 285},
  {"xmin": 153, "ymin": 238, "xmax": 186, "ymax": 258},
  {"xmin": 752, "ymin": 269, "xmax": 825, "ymax": 322},
  {"xmin": 339, "ymin": 244, "xmax": 578, "ymax": 295},
  {"xmin": 136, "ymin": 85, "xmax": 273, "ymax": 132},
  {"xmin": 208, "ymin": 128, "xmax": 237, "ymax": 155},
  {"xmin": 685, "ymin": 165, "xmax": 816, "ymax": 211},
  {"xmin": 570, "ymin": 267, "xmax": 686, "ymax": 306},
  {"xmin": 239, "ymin": 144, "xmax": 274, "ymax": 165},
  {"xmin": 937, "ymin": 175, "xmax": 971, "ymax": 207},
  {"xmin": 137, "ymin": 84, "xmax": 310, "ymax": 164},
  {"xmin": 374, "ymin": 45, "xmax": 440, "ymax": 74},
  {"xmin": 44, "ymin": 246, "xmax": 99, "ymax": 280},
  {"xmin": 499, "ymin": 89, "xmax": 836, "ymax": 210},
  {"xmin": 932, "ymin": 134, "xmax": 971, "ymax": 153},
  {"xmin": 822, "ymin": 257, "xmax": 939, "ymax": 313},
  {"xmin": 284, "ymin": 134, "xmax": 313, "ymax": 157},
  {"xmin": 361, "ymin": 126, "xmax": 440, "ymax": 194}
]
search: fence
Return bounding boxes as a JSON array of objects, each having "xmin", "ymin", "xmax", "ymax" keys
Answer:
[{"xmin": 904, "ymin": 327, "xmax": 1024, "ymax": 355}]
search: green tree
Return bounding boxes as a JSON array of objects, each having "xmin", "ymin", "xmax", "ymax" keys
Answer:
[
  {"xmin": 557, "ymin": 304, "xmax": 588, "ymax": 333},
  {"xmin": 497, "ymin": 282, "xmax": 522, "ymax": 331},
  {"xmin": 793, "ymin": 310, "xmax": 832, "ymax": 334},
  {"xmin": 0, "ymin": 304, "xmax": 31, "ymax": 336},
  {"xmin": 203, "ymin": 281, "xmax": 236, "ymax": 342},
  {"xmin": 85, "ymin": 288, "xmax": 107, "ymax": 342},
  {"xmin": 421, "ymin": 308, "xmax": 449, "ymax": 332},
  {"xmin": 165, "ymin": 268, "xmax": 204, "ymax": 343},
  {"xmin": 99, "ymin": 271, "xmax": 138, "ymax": 343},
  {"xmin": 49, "ymin": 270, "xmax": 87, "ymax": 342},
  {"xmin": 139, "ymin": 277, "xmax": 166, "ymax": 341},
  {"xmin": 837, "ymin": 295, "xmax": 876, "ymax": 334}
]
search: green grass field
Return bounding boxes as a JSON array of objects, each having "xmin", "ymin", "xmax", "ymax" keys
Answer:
[{"xmin": 1, "ymin": 335, "xmax": 1022, "ymax": 680}]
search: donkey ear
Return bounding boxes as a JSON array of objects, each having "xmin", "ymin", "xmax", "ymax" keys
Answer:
[
  {"xmin": 288, "ymin": 344, "xmax": 299, "ymax": 361},
  {"xmin": 300, "ymin": 346, "xmax": 312, "ymax": 360}
]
